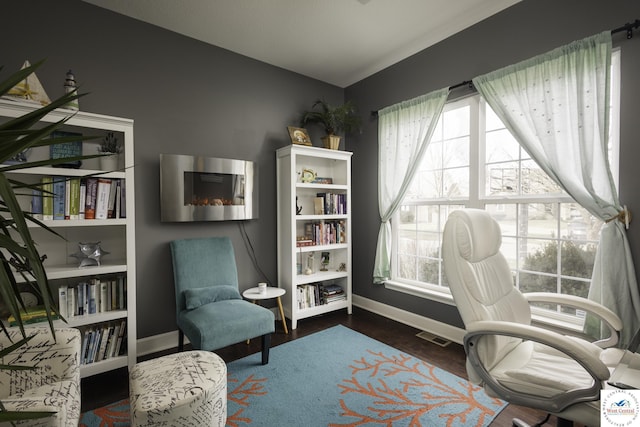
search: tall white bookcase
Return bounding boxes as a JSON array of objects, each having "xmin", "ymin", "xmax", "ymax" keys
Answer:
[
  {"xmin": 276, "ymin": 145, "xmax": 352, "ymax": 330},
  {"xmin": 0, "ymin": 99, "xmax": 136, "ymax": 378}
]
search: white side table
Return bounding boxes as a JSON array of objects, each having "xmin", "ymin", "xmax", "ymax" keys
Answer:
[{"xmin": 242, "ymin": 287, "xmax": 289, "ymax": 334}]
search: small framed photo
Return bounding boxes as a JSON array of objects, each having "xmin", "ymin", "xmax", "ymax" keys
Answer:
[{"xmin": 288, "ymin": 126, "xmax": 312, "ymax": 146}]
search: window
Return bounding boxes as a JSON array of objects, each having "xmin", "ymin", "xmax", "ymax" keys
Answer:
[{"xmin": 390, "ymin": 50, "xmax": 621, "ymax": 322}]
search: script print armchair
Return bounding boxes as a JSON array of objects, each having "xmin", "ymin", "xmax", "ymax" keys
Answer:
[
  {"xmin": 442, "ymin": 209, "xmax": 625, "ymax": 427},
  {"xmin": 170, "ymin": 237, "xmax": 275, "ymax": 364},
  {"xmin": 0, "ymin": 327, "xmax": 81, "ymax": 427}
]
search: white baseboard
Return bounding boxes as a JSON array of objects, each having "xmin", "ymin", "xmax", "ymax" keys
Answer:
[
  {"xmin": 135, "ymin": 294, "xmax": 464, "ymax": 358},
  {"xmin": 352, "ymin": 294, "xmax": 464, "ymax": 345},
  {"xmin": 136, "ymin": 330, "xmax": 185, "ymax": 357}
]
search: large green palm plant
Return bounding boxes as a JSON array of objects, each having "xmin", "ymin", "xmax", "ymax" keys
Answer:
[
  {"xmin": 0, "ymin": 60, "xmax": 88, "ymax": 334},
  {"xmin": 0, "ymin": 61, "xmax": 98, "ymax": 421}
]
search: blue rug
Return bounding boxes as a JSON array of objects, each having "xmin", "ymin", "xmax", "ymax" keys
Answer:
[{"xmin": 80, "ymin": 325, "xmax": 506, "ymax": 426}]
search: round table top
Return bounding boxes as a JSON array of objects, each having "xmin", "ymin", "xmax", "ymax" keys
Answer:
[{"xmin": 243, "ymin": 286, "xmax": 286, "ymax": 300}]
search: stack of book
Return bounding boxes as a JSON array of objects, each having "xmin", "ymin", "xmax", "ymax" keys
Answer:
[
  {"xmin": 32, "ymin": 176, "xmax": 126, "ymax": 221},
  {"xmin": 297, "ymin": 282, "xmax": 346, "ymax": 308},
  {"xmin": 322, "ymin": 283, "xmax": 346, "ymax": 303},
  {"xmin": 7, "ymin": 306, "xmax": 60, "ymax": 326}
]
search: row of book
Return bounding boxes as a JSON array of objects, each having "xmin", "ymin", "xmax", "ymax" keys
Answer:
[
  {"xmin": 31, "ymin": 176, "xmax": 126, "ymax": 221},
  {"xmin": 297, "ymin": 283, "xmax": 345, "ymax": 309},
  {"xmin": 80, "ymin": 319, "xmax": 127, "ymax": 365},
  {"xmin": 314, "ymin": 192, "xmax": 347, "ymax": 215},
  {"xmin": 297, "ymin": 220, "xmax": 347, "ymax": 247},
  {"xmin": 58, "ymin": 275, "xmax": 127, "ymax": 319}
]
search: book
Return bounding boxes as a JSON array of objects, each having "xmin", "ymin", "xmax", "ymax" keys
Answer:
[
  {"xmin": 52, "ymin": 177, "xmax": 66, "ymax": 220},
  {"xmin": 95, "ymin": 178, "xmax": 111, "ymax": 220},
  {"xmin": 107, "ymin": 179, "xmax": 118, "ymax": 218},
  {"xmin": 100, "ymin": 280, "xmax": 109, "ymax": 312},
  {"xmin": 7, "ymin": 306, "xmax": 60, "ymax": 326},
  {"xmin": 110, "ymin": 280, "xmax": 117, "ymax": 311},
  {"xmin": 80, "ymin": 329, "xmax": 90, "ymax": 364},
  {"xmin": 58, "ymin": 286, "xmax": 68, "ymax": 318},
  {"xmin": 108, "ymin": 323, "xmax": 120, "ymax": 358},
  {"xmin": 117, "ymin": 275, "xmax": 126, "ymax": 310},
  {"xmin": 79, "ymin": 178, "xmax": 86, "ymax": 219},
  {"xmin": 314, "ymin": 197, "xmax": 324, "ymax": 215},
  {"xmin": 31, "ymin": 188, "xmax": 43, "ymax": 220},
  {"xmin": 69, "ymin": 177, "xmax": 81, "ymax": 220},
  {"xmin": 67, "ymin": 286, "xmax": 76, "ymax": 318},
  {"xmin": 64, "ymin": 177, "xmax": 71, "ymax": 219},
  {"xmin": 97, "ymin": 326, "xmax": 111, "ymax": 361},
  {"xmin": 114, "ymin": 319, "xmax": 127, "ymax": 356},
  {"xmin": 41, "ymin": 176, "xmax": 54, "ymax": 220},
  {"xmin": 119, "ymin": 179, "xmax": 126, "ymax": 218},
  {"xmin": 88, "ymin": 281, "xmax": 98, "ymax": 314},
  {"xmin": 102, "ymin": 325, "xmax": 116, "ymax": 360},
  {"xmin": 114, "ymin": 180, "xmax": 121, "ymax": 219},
  {"xmin": 84, "ymin": 177, "xmax": 98, "ymax": 219},
  {"xmin": 76, "ymin": 282, "xmax": 86, "ymax": 315}
]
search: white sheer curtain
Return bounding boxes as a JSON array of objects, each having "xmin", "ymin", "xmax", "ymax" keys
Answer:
[
  {"xmin": 473, "ymin": 31, "xmax": 640, "ymax": 346},
  {"xmin": 373, "ymin": 88, "xmax": 449, "ymax": 284}
]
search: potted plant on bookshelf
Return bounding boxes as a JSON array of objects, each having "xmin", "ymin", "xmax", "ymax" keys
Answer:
[
  {"xmin": 98, "ymin": 131, "xmax": 121, "ymax": 170},
  {"xmin": 0, "ymin": 60, "xmax": 95, "ymax": 422},
  {"xmin": 300, "ymin": 99, "xmax": 361, "ymax": 150}
]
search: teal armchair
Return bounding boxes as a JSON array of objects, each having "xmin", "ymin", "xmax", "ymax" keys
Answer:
[{"xmin": 170, "ymin": 237, "xmax": 275, "ymax": 364}]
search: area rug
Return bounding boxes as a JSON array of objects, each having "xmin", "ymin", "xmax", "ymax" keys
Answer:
[{"xmin": 80, "ymin": 325, "xmax": 506, "ymax": 426}]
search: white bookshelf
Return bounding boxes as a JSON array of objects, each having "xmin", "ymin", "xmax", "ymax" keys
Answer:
[
  {"xmin": 276, "ymin": 145, "xmax": 352, "ymax": 329},
  {"xmin": 0, "ymin": 99, "xmax": 136, "ymax": 378}
]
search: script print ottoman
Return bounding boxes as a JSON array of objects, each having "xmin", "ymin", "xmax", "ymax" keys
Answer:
[{"xmin": 129, "ymin": 350, "xmax": 227, "ymax": 426}]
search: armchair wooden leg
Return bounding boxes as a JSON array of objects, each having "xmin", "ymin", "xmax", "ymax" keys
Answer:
[
  {"xmin": 261, "ymin": 333, "xmax": 271, "ymax": 365},
  {"xmin": 178, "ymin": 329, "xmax": 184, "ymax": 352}
]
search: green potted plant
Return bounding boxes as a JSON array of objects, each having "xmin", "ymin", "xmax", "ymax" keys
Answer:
[
  {"xmin": 300, "ymin": 99, "xmax": 361, "ymax": 150},
  {"xmin": 98, "ymin": 131, "xmax": 121, "ymax": 170},
  {"xmin": 0, "ymin": 60, "xmax": 96, "ymax": 422}
]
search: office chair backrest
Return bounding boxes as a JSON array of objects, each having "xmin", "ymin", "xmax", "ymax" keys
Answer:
[
  {"xmin": 443, "ymin": 209, "xmax": 531, "ymax": 374},
  {"xmin": 170, "ymin": 237, "xmax": 239, "ymax": 317}
]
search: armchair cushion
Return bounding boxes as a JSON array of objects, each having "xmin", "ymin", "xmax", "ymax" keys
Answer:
[
  {"xmin": 178, "ymin": 299, "xmax": 274, "ymax": 351},
  {"xmin": 184, "ymin": 285, "xmax": 241, "ymax": 310},
  {"xmin": 0, "ymin": 327, "xmax": 81, "ymax": 427}
]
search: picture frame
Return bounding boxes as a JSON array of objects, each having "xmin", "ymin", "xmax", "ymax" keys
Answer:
[
  {"xmin": 288, "ymin": 126, "xmax": 312, "ymax": 146},
  {"xmin": 50, "ymin": 130, "xmax": 83, "ymax": 169}
]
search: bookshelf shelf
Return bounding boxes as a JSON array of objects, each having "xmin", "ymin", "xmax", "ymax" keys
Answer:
[
  {"xmin": 0, "ymin": 99, "xmax": 136, "ymax": 378},
  {"xmin": 277, "ymin": 145, "xmax": 352, "ymax": 329},
  {"xmin": 56, "ymin": 309, "xmax": 127, "ymax": 328}
]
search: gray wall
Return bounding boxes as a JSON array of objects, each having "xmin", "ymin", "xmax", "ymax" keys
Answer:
[
  {"xmin": 345, "ymin": 0, "xmax": 640, "ymax": 328},
  {"xmin": 4, "ymin": 0, "xmax": 640, "ymax": 340},
  {"xmin": 2, "ymin": 0, "xmax": 342, "ymax": 338}
]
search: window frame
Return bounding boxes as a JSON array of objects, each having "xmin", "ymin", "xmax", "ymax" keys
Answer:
[{"xmin": 385, "ymin": 50, "xmax": 621, "ymax": 323}]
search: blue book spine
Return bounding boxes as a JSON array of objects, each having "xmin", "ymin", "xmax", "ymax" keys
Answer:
[
  {"xmin": 31, "ymin": 188, "xmax": 43, "ymax": 219},
  {"xmin": 52, "ymin": 177, "xmax": 66, "ymax": 220}
]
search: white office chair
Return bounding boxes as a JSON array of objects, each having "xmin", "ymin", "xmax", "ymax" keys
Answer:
[{"xmin": 442, "ymin": 208, "xmax": 626, "ymax": 427}]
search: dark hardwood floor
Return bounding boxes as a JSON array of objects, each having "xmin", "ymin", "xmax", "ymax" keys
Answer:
[{"xmin": 81, "ymin": 306, "xmax": 565, "ymax": 426}]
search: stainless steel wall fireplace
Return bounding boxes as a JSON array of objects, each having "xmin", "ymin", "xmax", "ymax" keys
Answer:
[{"xmin": 160, "ymin": 154, "xmax": 258, "ymax": 222}]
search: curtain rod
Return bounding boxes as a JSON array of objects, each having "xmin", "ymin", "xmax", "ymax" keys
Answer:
[
  {"xmin": 370, "ymin": 18, "xmax": 639, "ymax": 118},
  {"xmin": 611, "ymin": 19, "xmax": 640, "ymax": 38}
]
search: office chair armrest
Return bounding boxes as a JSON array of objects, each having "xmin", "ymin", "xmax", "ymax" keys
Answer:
[
  {"xmin": 466, "ymin": 320, "xmax": 610, "ymax": 380},
  {"xmin": 464, "ymin": 320, "xmax": 609, "ymax": 413},
  {"xmin": 524, "ymin": 292, "xmax": 622, "ymax": 348}
]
